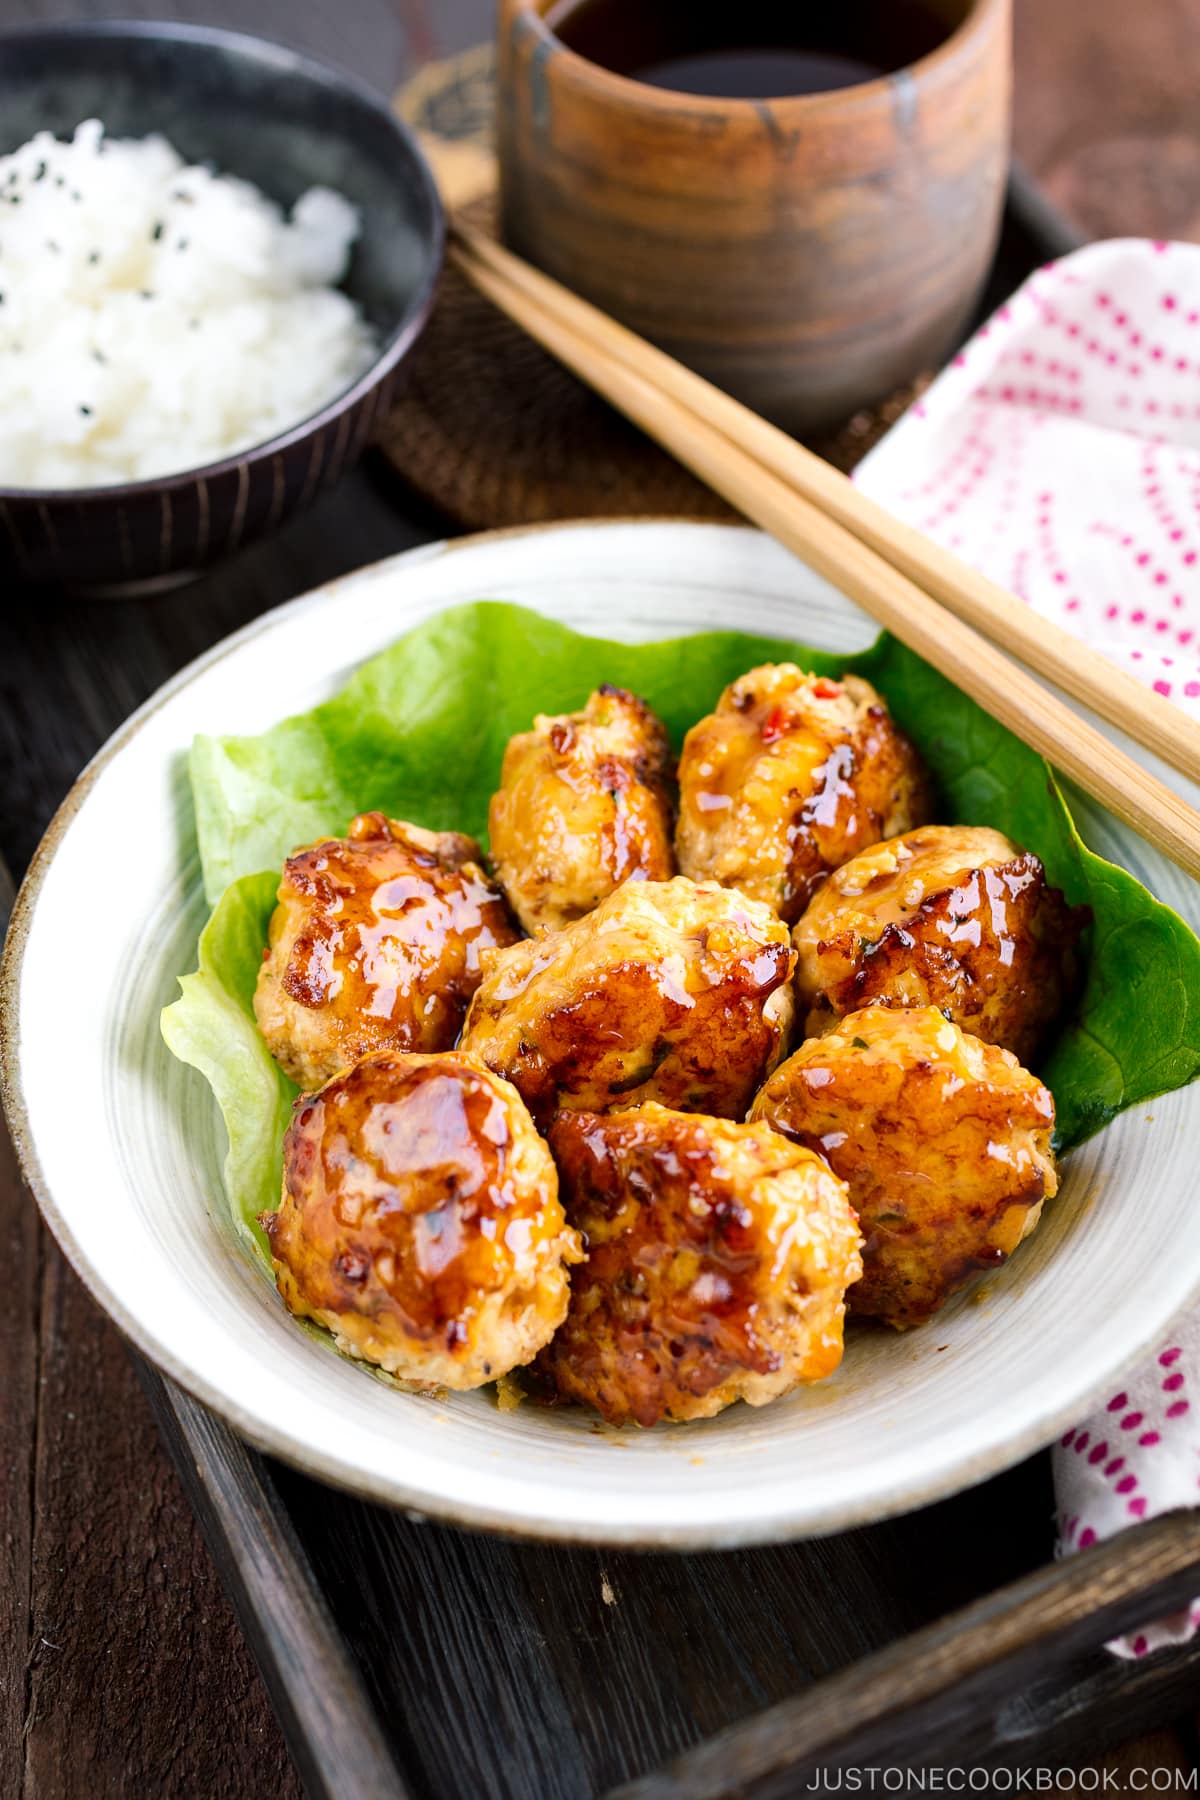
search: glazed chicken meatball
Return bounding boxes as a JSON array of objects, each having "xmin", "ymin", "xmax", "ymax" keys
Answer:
[
  {"xmin": 540, "ymin": 1104, "xmax": 862, "ymax": 1426},
  {"xmin": 676, "ymin": 664, "xmax": 932, "ymax": 924},
  {"xmin": 261, "ymin": 1050, "xmax": 582, "ymax": 1388},
  {"xmin": 793, "ymin": 824, "xmax": 1085, "ymax": 1063},
  {"xmin": 461, "ymin": 876, "xmax": 795, "ymax": 1127},
  {"xmin": 751, "ymin": 1005, "xmax": 1057, "ymax": 1330},
  {"xmin": 489, "ymin": 684, "xmax": 675, "ymax": 936},
  {"xmin": 254, "ymin": 812, "xmax": 519, "ymax": 1090}
]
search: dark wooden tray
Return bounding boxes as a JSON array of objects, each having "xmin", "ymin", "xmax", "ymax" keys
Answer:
[
  {"xmin": 137, "ymin": 1373, "xmax": 1200, "ymax": 1799},
  {"xmin": 130, "ymin": 177, "xmax": 1200, "ymax": 1796}
]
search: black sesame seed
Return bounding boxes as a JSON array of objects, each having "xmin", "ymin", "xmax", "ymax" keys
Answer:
[
  {"xmin": 79, "ymin": 404, "xmax": 92, "ymax": 417},
  {"xmin": 71, "ymin": 190, "xmax": 82, "ymax": 202},
  {"xmin": 177, "ymin": 237, "xmax": 189, "ymax": 252},
  {"xmin": 54, "ymin": 175, "xmax": 65, "ymax": 187},
  {"xmin": 87, "ymin": 251, "xmax": 100, "ymax": 265},
  {"xmin": 33, "ymin": 160, "xmax": 46, "ymax": 182},
  {"xmin": 151, "ymin": 221, "xmax": 163, "ymax": 242},
  {"xmin": 139, "ymin": 290, "xmax": 155, "ymax": 301},
  {"xmin": 91, "ymin": 348, "xmax": 106, "ymax": 364}
]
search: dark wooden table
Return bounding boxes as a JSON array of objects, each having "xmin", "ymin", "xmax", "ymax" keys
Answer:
[{"xmin": 5, "ymin": 3, "xmax": 1200, "ymax": 1795}]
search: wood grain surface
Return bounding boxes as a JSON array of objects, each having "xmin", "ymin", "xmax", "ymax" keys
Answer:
[
  {"xmin": 4, "ymin": 1, "xmax": 1200, "ymax": 1796},
  {"xmin": 497, "ymin": 0, "xmax": 1010, "ymax": 433}
]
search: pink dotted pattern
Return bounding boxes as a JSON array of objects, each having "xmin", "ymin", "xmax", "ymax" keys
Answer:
[
  {"xmin": 855, "ymin": 239, "xmax": 1200, "ymax": 1661},
  {"xmin": 1054, "ymin": 1340, "xmax": 1199, "ymax": 1657},
  {"xmin": 857, "ymin": 240, "xmax": 1200, "ymax": 714}
]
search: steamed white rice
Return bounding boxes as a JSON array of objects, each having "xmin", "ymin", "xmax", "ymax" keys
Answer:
[{"xmin": 0, "ymin": 119, "xmax": 379, "ymax": 489}]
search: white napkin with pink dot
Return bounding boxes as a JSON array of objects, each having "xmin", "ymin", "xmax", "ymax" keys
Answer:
[{"xmin": 855, "ymin": 238, "xmax": 1200, "ymax": 1656}]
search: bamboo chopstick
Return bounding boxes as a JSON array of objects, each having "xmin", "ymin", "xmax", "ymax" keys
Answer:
[
  {"xmin": 449, "ymin": 225, "xmax": 1200, "ymax": 883},
  {"xmin": 452, "ymin": 218, "xmax": 1200, "ymax": 788}
]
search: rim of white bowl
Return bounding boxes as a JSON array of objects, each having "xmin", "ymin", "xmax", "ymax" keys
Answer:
[{"xmin": 4, "ymin": 517, "xmax": 1200, "ymax": 1548}]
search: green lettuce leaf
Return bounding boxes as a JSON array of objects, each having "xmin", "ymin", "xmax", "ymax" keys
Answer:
[
  {"xmin": 161, "ymin": 870, "xmax": 297, "ymax": 1251},
  {"xmin": 163, "ymin": 600, "xmax": 1200, "ymax": 1246}
]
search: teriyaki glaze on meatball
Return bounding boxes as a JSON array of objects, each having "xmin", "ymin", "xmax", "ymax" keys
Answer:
[
  {"xmin": 254, "ymin": 812, "xmax": 519, "ymax": 1089},
  {"xmin": 262, "ymin": 1050, "xmax": 582, "ymax": 1389},
  {"xmin": 676, "ymin": 663, "xmax": 932, "ymax": 924},
  {"xmin": 752, "ymin": 1005, "xmax": 1057, "ymax": 1330},
  {"xmin": 792, "ymin": 824, "xmax": 1086, "ymax": 1062},
  {"xmin": 489, "ymin": 684, "xmax": 675, "ymax": 936},
  {"xmin": 461, "ymin": 876, "xmax": 795, "ymax": 1127},
  {"xmin": 540, "ymin": 1103, "xmax": 862, "ymax": 1425}
]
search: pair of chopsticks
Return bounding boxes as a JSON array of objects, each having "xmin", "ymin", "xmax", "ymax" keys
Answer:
[{"xmin": 448, "ymin": 217, "xmax": 1200, "ymax": 884}]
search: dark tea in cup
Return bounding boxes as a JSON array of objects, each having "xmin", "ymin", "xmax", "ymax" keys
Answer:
[
  {"xmin": 544, "ymin": 0, "xmax": 954, "ymax": 99},
  {"xmin": 500, "ymin": 0, "xmax": 1011, "ymax": 433}
]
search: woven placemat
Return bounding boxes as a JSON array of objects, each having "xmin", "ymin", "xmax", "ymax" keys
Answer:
[{"xmin": 382, "ymin": 48, "xmax": 928, "ymax": 530}]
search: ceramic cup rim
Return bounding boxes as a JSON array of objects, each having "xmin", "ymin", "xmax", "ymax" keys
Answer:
[{"xmin": 506, "ymin": 0, "xmax": 1010, "ymax": 123}]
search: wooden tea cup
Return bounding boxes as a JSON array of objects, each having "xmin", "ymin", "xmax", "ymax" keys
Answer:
[{"xmin": 497, "ymin": 0, "xmax": 1011, "ymax": 434}]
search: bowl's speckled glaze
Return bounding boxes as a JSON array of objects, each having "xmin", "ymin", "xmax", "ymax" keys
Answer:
[
  {"xmin": 0, "ymin": 21, "xmax": 444, "ymax": 592},
  {"xmin": 5, "ymin": 521, "xmax": 1200, "ymax": 1547}
]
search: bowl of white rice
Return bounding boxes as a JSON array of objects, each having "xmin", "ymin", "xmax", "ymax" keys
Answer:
[{"xmin": 0, "ymin": 21, "xmax": 443, "ymax": 591}]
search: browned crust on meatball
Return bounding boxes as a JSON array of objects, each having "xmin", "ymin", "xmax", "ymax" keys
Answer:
[
  {"xmin": 261, "ymin": 1050, "xmax": 581, "ymax": 1389},
  {"xmin": 794, "ymin": 826, "xmax": 1088, "ymax": 1063},
  {"xmin": 489, "ymin": 685, "xmax": 676, "ymax": 936},
  {"xmin": 676, "ymin": 665, "xmax": 933, "ymax": 924},
  {"xmin": 254, "ymin": 812, "xmax": 520, "ymax": 1089},
  {"xmin": 539, "ymin": 1104, "xmax": 862, "ymax": 1426},
  {"xmin": 751, "ymin": 1006, "xmax": 1057, "ymax": 1330},
  {"xmin": 460, "ymin": 877, "xmax": 795, "ymax": 1128}
]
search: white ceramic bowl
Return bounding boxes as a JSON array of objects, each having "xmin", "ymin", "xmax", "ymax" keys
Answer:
[{"xmin": 5, "ymin": 520, "xmax": 1199, "ymax": 1548}]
